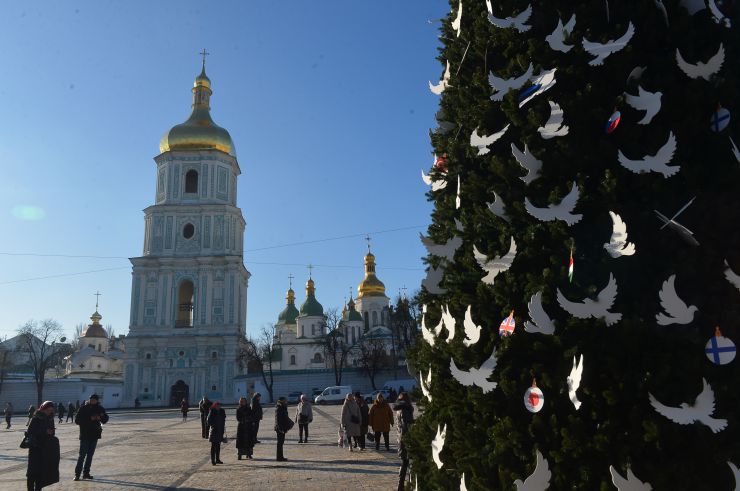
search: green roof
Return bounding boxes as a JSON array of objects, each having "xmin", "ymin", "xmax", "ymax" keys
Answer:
[
  {"xmin": 278, "ymin": 304, "xmax": 299, "ymax": 325},
  {"xmin": 299, "ymin": 294, "xmax": 324, "ymax": 317},
  {"xmin": 347, "ymin": 308, "xmax": 363, "ymax": 322}
]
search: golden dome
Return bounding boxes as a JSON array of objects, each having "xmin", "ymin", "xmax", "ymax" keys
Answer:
[
  {"xmin": 159, "ymin": 66, "xmax": 236, "ymax": 157},
  {"xmin": 358, "ymin": 251, "xmax": 387, "ymax": 298},
  {"xmin": 82, "ymin": 311, "xmax": 107, "ymax": 338}
]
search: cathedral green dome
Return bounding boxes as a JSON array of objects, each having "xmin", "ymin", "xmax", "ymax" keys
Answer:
[
  {"xmin": 299, "ymin": 278, "xmax": 324, "ymax": 317},
  {"xmin": 346, "ymin": 298, "xmax": 363, "ymax": 322},
  {"xmin": 277, "ymin": 288, "xmax": 299, "ymax": 325}
]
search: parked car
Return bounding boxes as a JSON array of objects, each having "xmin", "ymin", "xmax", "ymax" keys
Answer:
[
  {"xmin": 383, "ymin": 378, "xmax": 418, "ymax": 394},
  {"xmin": 363, "ymin": 389, "xmax": 391, "ymax": 404},
  {"xmin": 286, "ymin": 391, "xmax": 303, "ymax": 404},
  {"xmin": 314, "ymin": 385, "xmax": 353, "ymax": 405}
]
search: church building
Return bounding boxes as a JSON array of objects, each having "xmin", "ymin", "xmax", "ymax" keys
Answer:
[{"xmin": 122, "ymin": 59, "xmax": 250, "ymax": 407}]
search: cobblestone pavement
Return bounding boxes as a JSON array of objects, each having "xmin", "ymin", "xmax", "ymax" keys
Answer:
[{"xmin": 0, "ymin": 404, "xmax": 403, "ymax": 490}]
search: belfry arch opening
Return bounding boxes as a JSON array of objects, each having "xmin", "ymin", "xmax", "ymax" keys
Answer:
[
  {"xmin": 185, "ymin": 170, "xmax": 198, "ymax": 193},
  {"xmin": 176, "ymin": 280, "xmax": 194, "ymax": 327}
]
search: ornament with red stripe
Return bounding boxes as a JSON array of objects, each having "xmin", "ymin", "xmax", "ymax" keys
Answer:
[
  {"xmin": 524, "ymin": 379, "xmax": 544, "ymax": 413},
  {"xmin": 705, "ymin": 326, "xmax": 736, "ymax": 365},
  {"xmin": 499, "ymin": 310, "xmax": 516, "ymax": 337},
  {"xmin": 434, "ymin": 153, "xmax": 449, "ymax": 173},
  {"xmin": 605, "ymin": 110, "xmax": 621, "ymax": 134}
]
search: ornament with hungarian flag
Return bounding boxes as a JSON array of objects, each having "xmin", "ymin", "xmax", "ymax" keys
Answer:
[
  {"xmin": 524, "ymin": 379, "xmax": 544, "ymax": 413},
  {"xmin": 705, "ymin": 326, "xmax": 736, "ymax": 365},
  {"xmin": 499, "ymin": 310, "xmax": 516, "ymax": 337}
]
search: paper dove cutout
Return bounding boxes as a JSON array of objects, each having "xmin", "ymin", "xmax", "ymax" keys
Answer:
[
  {"xmin": 680, "ymin": 0, "xmax": 705, "ymax": 15},
  {"xmin": 432, "ymin": 424, "xmax": 447, "ymax": 469},
  {"xmin": 709, "ymin": 0, "xmax": 731, "ymax": 27},
  {"xmin": 487, "ymin": 191, "xmax": 511, "ymax": 222},
  {"xmin": 625, "ymin": 86, "xmax": 662, "ymax": 125},
  {"xmin": 463, "ymin": 305, "xmax": 482, "ymax": 346},
  {"xmin": 488, "ymin": 4, "xmax": 532, "ymax": 32},
  {"xmin": 456, "ymin": 176, "xmax": 461, "ymax": 209},
  {"xmin": 618, "ymin": 131, "xmax": 679, "ymax": 177},
  {"xmin": 435, "ymin": 109, "xmax": 456, "ymax": 134},
  {"xmin": 557, "ymin": 273, "xmax": 622, "ymax": 325},
  {"xmin": 420, "ymin": 233, "xmax": 462, "ymax": 262},
  {"xmin": 429, "ymin": 60, "xmax": 451, "ymax": 95},
  {"xmin": 627, "ymin": 66, "xmax": 646, "ymax": 84},
  {"xmin": 546, "ymin": 15, "xmax": 576, "ymax": 53},
  {"xmin": 676, "ymin": 44, "xmax": 724, "ymax": 81},
  {"xmin": 519, "ymin": 69, "xmax": 557, "ymax": 108},
  {"xmin": 420, "ymin": 369, "xmax": 433, "ymax": 402},
  {"xmin": 442, "ymin": 305, "xmax": 457, "ymax": 343},
  {"xmin": 460, "ymin": 473, "xmax": 469, "ymax": 491},
  {"xmin": 656, "ymin": 274, "xmax": 697, "ymax": 325},
  {"xmin": 514, "ymin": 450, "xmax": 552, "ymax": 491},
  {"xmin": 609, "ymin": 466, "xmax": 653, "ymax": 491},
  {"xmin": 730, "ymin": 137, "xmax": 740, "ymax": 164},
  {"xmin": 422, "ymin": 265, "xmax": 447, "ymax": 295},
  {"xmin": 728, "ymin": 462, "xmax": 739, "ymax": 490},
  {"xmin": 724, "ymin": 260, "xmax": 740, "ymax": 292},
  {"xmin": 451, "ymin": 0, "xmax": 462, "ymax": 37},
  {"xmin": 490, "ymin": 63, "xmax": 534, "ymax": 101},
  {"xmin": 538, "ymin": 101, "xmax": 569, "ymax": 139},
  {"xmin": 604, "ymin": 211, "xmax": 636, "ymax": 258},
  {"xmin": 485, "ymin": 0, "xmax": 492, "ymax": 15},
  {"xmin": 471, "ymin": 125, "xmax": 510, "ymax": 155},
  {"xmin": 649, "ymin": 378, "xmax": 727, "ymax": 433},
  {"xmin": 654, "ymin": 0, "xmax": 669, "ymax": 26},
  {"xmin": 524, "ymin": 291, "xmax": 556, "ymax": 335},
  {"xmin": 420, "ymin": 308, "xmax": 441, "ymax": 346},
  {"xmin": 454, "ymin": 218, "xmax": 465, "ymax": 232},
  {"xmin": 567, "ymin": 355, "xmax": 584, "ymax": 410},
  {"xmin": 582, "ymin": 22, "xmax": 635, "ymax": 66},
  {"xmin": 512, "ymin": 143, "xmax": 542, "ymax": 184},
  {"xmin": 473, "ymin": 237, "xmax": 517, "ymax": 285},
  {"xmin": 421, "ymin": 169, "xmax": 448, "ymax": 191},
  {"xmin": 449, "ymin": 348, "xmax": 498, "ymax": 393},
  {"xmin": 525, "ymin": 181, "xmax": 583, "ymax": 225}
]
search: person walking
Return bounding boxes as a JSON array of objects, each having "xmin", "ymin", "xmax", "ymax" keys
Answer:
[
  {"xmin": 25, "ymin": 401, "xmax": 60, "ymax": 491},
  {"xmin": 251, "ymin": 393, "xmax": 263, "ymax": 444},
  {"xmin": 26, "ymin": 404, "xmax": 35, "ymax": 426},
  {"xmin": 180, "ymin": 399, "xmax": 189, "ymax": 422},
  {"xmin": 207, "ymin": 401, "xmax": 226, "ymax": 465},
  {"xmin": 198, "ymin": 396, "xmax": 211, "ymax": 439},
  {"xmin": 56, "ymin": 403, "xmax": 65, "ymax": 424},
  {"xmin": 294, "ymin": 394, "xmax": 313, "ymax": 443},
  {"xmin": 392, "ymin": 392, "xmax": 415, "ymax": 491},
  {"xmin": 368, "ymin": 392, "xmax": 394, "ymax": 451},
  {"xmin": 341, "ymin": 393, "xmax": 361, "ymax": 452},
  {"xmin": 274, "ymin": 397, "xmax": 293, "ymax": 461},
  {"xmin": 74, "ymin": 394, "xmax": 109, "ymax": 481},
  {"xmin": 66, "ymin": 402, "xmax": 75, "ymax": 423},
  {"xmin": 355, "ymin": 393, "xmax": 369, "ymax": 450},
  {"xmin": 4, "ymin": 402, "xmax": 12, "ymax": 429},
  {"xmin": 235, "ymin": 397, "xmax": 255, "ymax": 460}
]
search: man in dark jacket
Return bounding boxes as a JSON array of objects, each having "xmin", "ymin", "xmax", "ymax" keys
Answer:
[
  {"xmin": 73, "ymin": 394, "xmax": 108, "ymax": 481},
  {"xmin": 274, "ymin": 397, "xmax": 293, "ymax": 461},
  {"xmin": 392, "ymin": 392, "xmax": 414, "ymax": 491},
  {"xmin": 198, "ymin": 396, "xmax": 211, "ymax": 439},
  {"xmin": 251, "ymin": 393, "xmax": 263, "ymax": 444},
  {"xmin": 26, "ymin": 401, "xmax": 60, "ymax": 491}
]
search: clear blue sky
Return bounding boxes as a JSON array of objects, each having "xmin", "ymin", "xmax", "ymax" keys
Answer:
[{"xmin": 0, "ymin": 1, "xmax": 446, "ymax": 341}]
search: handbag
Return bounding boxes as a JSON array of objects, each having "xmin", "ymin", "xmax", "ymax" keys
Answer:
[
  {"xmin": 366, "ymin": 432, "xmax": 375, "ymax": 442},
  {"xmin": 222, "ymin": 433, "xmax": 228, "ymax": 444},
  {"xmin": 19, "ymin": 432, "xmax": 31, "ymax": 449}
]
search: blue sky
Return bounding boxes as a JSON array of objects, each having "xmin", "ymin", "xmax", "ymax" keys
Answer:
[{"xmin": 0, "ymin": 1, "xmax": 446, "ymax": 340}]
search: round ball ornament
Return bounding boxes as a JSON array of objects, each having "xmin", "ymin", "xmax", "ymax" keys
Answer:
[
  {"xmin": 710, "ymin": 105, "xmax": 730, "ymax": 133},
  {"xmin": 605, "ymin": 110, "xmax": 621, "ymax": 134},
  {"xmin": 524, "ymin": 379, "xmax": 544, "ymax": 413},
  {"xmin": 705, "ymin": 326, "xmax": 736, "ymax": 365}
]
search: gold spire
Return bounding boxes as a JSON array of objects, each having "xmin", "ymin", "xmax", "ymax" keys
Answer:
[
  {"xmin": 358, "ymin": 246, "xmax": 386, "ymax": 298},
  {"xmin": 306, "ymin": 277, "xmax": 316, "ymax": 296}
]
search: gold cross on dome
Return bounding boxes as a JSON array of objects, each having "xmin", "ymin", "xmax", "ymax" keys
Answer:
[
  {"xmin": 288, "ymin": 274, "xmax": 294, "ymax": 289},
  {"xmin": 307, "ymin": 264, "xmax": 314, "ymax": 279},
  {"xmin": 199, "ymin": 48, "xmax": 210, "ymax": 69},
  {"xmin": 94, "ymin": 291, "xmax": 102, "ymax": 310},
  {"xmin": 365, "ymin": 234, "xmax": 371, "ymax": 252}
]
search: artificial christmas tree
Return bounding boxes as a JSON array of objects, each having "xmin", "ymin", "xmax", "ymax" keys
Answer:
[{"xmin": 409, "ymin": 0, "xmax": 740, "ymax": 489}]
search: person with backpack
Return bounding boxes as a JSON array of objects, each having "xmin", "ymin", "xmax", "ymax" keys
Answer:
[
  {"xmin": 274, "ymin": 397, "xmax": 293, "ymax": 461},
  {"xmin": 392, "ymin": 392, "xmax": 414, "ymax": 491},
  {"xmin": 25, "ymin": 401, "xmax": 60, "ymax": 490},
  {"xmin": 294, "ymin": 394, "xmax": 313, "ymax": 444}
]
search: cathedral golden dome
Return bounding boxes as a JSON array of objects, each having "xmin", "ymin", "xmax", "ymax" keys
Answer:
[
  {"xmin": 358, "ymin": 251, "xmax": 387, "ymax": 298},
  {"xmin": 159, "ymin": 65, "xmax": 236, "ymax": 157}
]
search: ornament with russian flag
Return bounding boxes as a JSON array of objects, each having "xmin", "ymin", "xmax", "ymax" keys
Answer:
[
  {"xmin": 499, "ymin": 310, "xmax": 516, "ymax": 337},
  {"xmin": 568, "ymin": 247, "xmax": 574, "ymax": 283},
  {"xmin": 605, "ymin": 110, "xmax": 621, "ymax": 134},
  {"xmin": 705, "ymin": 326, "xmax": 736, "ymax": 365},
  {"xmin": 524, "ymin": 379, "xmax": 544, "ymax": 413}
]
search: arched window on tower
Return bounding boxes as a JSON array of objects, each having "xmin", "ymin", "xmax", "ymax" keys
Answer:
[
  {"xmin": 185, "ymin": 170, "xmax": 199, "ymax": 194},
  {"xmin": 372, "ymin": 311, "xmax": 378, "ymax": 327},
  {"xmin": 364, "ymin": 312, "xmax": 369, "ymax": 330},
  {"xmin": 176, "ymin": 280, "xmax": 194, "ymax": 327},
  {"xmin": 290, "ymin": 355, "xmax": 296, "ymax": 365}
]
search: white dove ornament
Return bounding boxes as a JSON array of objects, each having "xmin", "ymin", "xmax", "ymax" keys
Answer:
[
  {"xmin": 460, "ymin": 473, "xmax": 469, "ymax": 491},
  {"xmin": 724, "ymin": 260, "xmax": 740, "ymax": 292},
  {"xmin": 709, "ymin": 0, "xmax": 731, "ymax": 27},
  {"xmin": 487, "ymin": 191, "xmax": 511, "ymax": 222},
  {"xmin": 420, "ymin": 369, "xmax": 433, "ymax": 402},
  {"xmin": 473, "ymin": 237, "xmax": 517, "ymax": 285},
  {"xmin": 422, "ymin": 265, "xmax": 447, "ymax": 295},
  {"xmin": 618, "ymin": 131, "xmax": 679, "ymax": 177},
  {"xmin": 442, "ymin": 304, "xmax": 457, "ymax": 342},
  {"xmin": 525, "ymin": 181, "xmax": 583, "ymax": 225},
  {"xmin": 609, "ymin": 466, "xmax": 653, "ymax": 491},
  {"xmin": 449, "ymin": 348, "xmax": 498, "ymax": 393},
  {"xmin": 730, "ymin": 137, "xmax": 740, "ymax": 164},
  {"xmin": 463, "ymin": 305, "xmax": 482, "ymax": 347},
  {"xmin": 648, "ymin": 378, "xmax": 727, "ymax": 433},
  {"xmin": 431, "ymin": 424, "xmax": 447, "ymax": 469},
  {"xmin": 582, "ymin": 22, "xmax": 635, "ymax": 66},
  {"xmin": 420, "ymin": 233, "xmax": 463, "ymax": 262},
  {"xmin": 470, "ymin": 125, "xmax": 510, "ymax": 156},
  {"xmin": 451, "ymin": 0, "xmax": 463, "ymax": 37},
  {"xmin": 420, "ymin": 309, "xmax": 441, "ymax": 346},
  {"xmin": 524, "ymin": 291, "xmax": 556, "ymax": 335},
  {"xmin": 567, "ymin": 355, "xmax": 584, "ymax": 410},
  {"xmin": 728, "ymin": 461, "xmax": 740, "ymax": 489},
  {"xmin": 511, "ymin": 143, "xmax": 542, "ymax": 184},
  {"xmin": 604, "ymin": 211, "xmax": 636, "ymax": 258},
  {"xmin": 557, "ymin": 273, "xmax": 622, "ymax": 325},
  {"xmin": 429, "ymin": 61, "xmax": 451, "ymax": 95},
  {"xmin": 489, "ymin": 63, "xmax": 534, "ymax": 102},
  {"xmin": 514, "ymin": 450, "xmax": 552, "ymax": 491},
  {"xmin": 624, "ymin": 86, "xmax": 662, "ymax": 125},
  {"xmin": 537, "ymin": 101, "xmax": 569, "ymax": 139},
  {"xmin": 676, "ymin": 44, "xmax": 725, "ymax": 81},
  {"xmin": 546, "ymin": 15, "xmax": 576, "ymax": 53},
  {"xmin": 655, "ymin": 274, "xmax": 697, "ymax": 325},
  {"xmin": 488, "ymin": 4, "xmax": 532, "ymax": 32}
]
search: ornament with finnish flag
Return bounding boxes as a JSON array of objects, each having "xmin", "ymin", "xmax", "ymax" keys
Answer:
[
  {"xmin": 710, "ymin": 105, "xmax": 731, "ymax": 133},
  {"xmin": 605, "ymin": 110, "xmax": 621, "ymax": 134},
  {"xmin": 705, "ymin": 326, "xmax": 736, "ymax": 365},
  {"xmin": 499, "ymin": 310, "xmax": 516, "ymax": 337},
  {"xmin": 524, "ymin": 379, "xmax": 544, "ymax": 413},
  {"xmin": 568, "ymin": 247, "xmax": 574, "ymax": 283}
]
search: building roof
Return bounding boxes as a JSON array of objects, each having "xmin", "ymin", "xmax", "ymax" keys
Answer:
[
  {"xmin": 277, "ymin": 288, "xmax": 299, "ymax": 325},
  {"xmin": 299, "ymin": 278, "xmax": 324, "ymax": 317},
  {"xmin": 358, "ymin": 251, "xmax": 387, "ymax": 298}
]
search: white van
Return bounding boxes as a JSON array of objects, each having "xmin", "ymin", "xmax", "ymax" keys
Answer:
[
  {"xmin": 383, "ymin": 379, "xmax": 417, "ymax": 394},
  {"xmin": 314, "ymin": 385, "xmax": 353, "ymax": 405}
]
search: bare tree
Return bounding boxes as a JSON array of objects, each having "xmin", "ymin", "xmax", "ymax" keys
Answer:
[
  {"xmin": 357, "ymin": 329, "xmax": 391, "ymax": 390},
  {"xmin": 389, "ymin": 294, "xmax": 420, "ymax": 353},
  {"xmin": 315, "ymin": 308, "xmax": 352, "ymax": 385},
  {"xmin": 71, "ymin": 323, "xmax": 86, "ymax": 350},
  {"xmin": 104, "ymin": 324, "xmax": 116, "ymax": 340},
  {"xmin": 237, "ymin": 324, "xmax": 277, "ymax": 403},
  {"xmin": 16, "ymin": 319, "xmax": 68, "ymax": 406},
  {"xmin": 0, "ymin": 341, "xmax": 14, "ymax": 395}
]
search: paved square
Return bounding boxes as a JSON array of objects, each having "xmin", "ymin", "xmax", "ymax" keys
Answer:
[{"xmin": 0, "ymin": 405, "xmax": 402, "ymax": 490}]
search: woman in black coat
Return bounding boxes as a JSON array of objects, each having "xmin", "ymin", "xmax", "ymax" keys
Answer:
[
  {"xmin": 206, "ymin": 401, "xmax": 226, "ymax": 465},
  {"xmin": 235, "ymin": 397, "xmax": 254, "ymax": 460},
  {"xmin": 274, "ymin": 397, "xmax": 293, "ymax": 461},
  {"xmin": 26, "ymin": 401, "xmax": 60, "ymax": 491}
]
